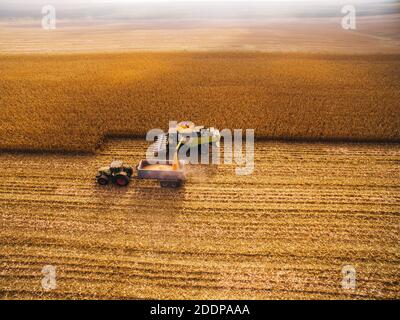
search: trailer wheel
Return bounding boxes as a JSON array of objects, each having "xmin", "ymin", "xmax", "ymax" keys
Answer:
[
  {"xmin": 170, "ymin": 180, "xmax": 182, "ymax": 188},
  {"xmin": 97, "ymin": 175, "xmax": 109, "ymax": 186},
  {"xmin": 160, "ymin": 181, "xmax": 170, "ymax": 188},
  {"xmin": 160, "ymin": 180, "xmax": 182, "ymax": 188}
]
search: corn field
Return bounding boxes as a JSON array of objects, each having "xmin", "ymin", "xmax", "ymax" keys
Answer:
[{"xmin": 0, "ymin": 52, "xmax": 399, "ymax": 153}]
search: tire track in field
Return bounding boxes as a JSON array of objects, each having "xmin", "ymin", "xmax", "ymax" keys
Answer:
[{"xmin": 0, "ymin": 139, "xmax": 399, "ymax": 299}]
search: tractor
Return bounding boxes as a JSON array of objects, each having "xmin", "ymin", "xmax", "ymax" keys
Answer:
[{"xmin": 96, "ymin": 161, "xmax": 133, "ymax": 186}]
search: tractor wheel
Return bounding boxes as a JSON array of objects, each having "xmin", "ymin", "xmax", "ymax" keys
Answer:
[
  {"xmin": 115, "ymin": 174, "xmax": 130, "ymax": 187},
  {"xmin": 97, "ymin": 175, "xmax": 109, "ymax": 186}
]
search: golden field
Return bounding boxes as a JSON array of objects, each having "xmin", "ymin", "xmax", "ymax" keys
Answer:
[
  {"xmin": 1, "ymin": 139, "xmax": 399, "ymax": 299},
  {"xmin": 1, "ymin": 5, "xmax": 399, "ymax": 301},
  {"xmin": 1, "ymin": 15, "xmax": 399, "ymax": 54},
  {"xmin": 0, "ymin": 52, "xmax": 400, "ymax": 153}
]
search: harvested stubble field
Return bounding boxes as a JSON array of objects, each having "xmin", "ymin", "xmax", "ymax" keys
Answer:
[
  {"xmin": 0, "ymin": 139, "xmax": 399, "ymax": 299},
  {"xmin": 1, "ymin": 52, "xmax": 400, "ymax": 153}
]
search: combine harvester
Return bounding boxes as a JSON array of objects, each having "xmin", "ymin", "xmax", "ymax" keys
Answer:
[
  {"xmin": 153, "ymin": 121, "xmax": 220, "ymax": 158},
  {"xmin": 96, "ymin": 122, "xmax": 220, "ymax": 188}
]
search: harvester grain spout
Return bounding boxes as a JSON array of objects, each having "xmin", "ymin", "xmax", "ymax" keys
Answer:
[{"xmin": 172, "ymin": 138, "xmax": 185, "ymax": 171}]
